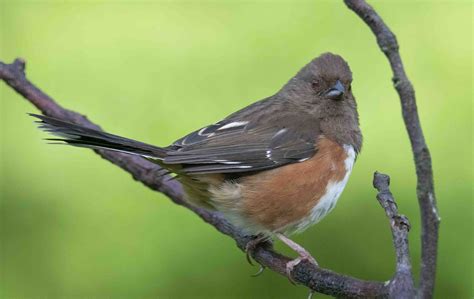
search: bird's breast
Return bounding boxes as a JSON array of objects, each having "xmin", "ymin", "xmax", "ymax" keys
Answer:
[
  {"xmin": 291, "ymin": 144, "xmax": 355, "ymax": 233},
  {"xmin": 210, "ymin": 137, "xmax": 356, "ymax": 235}
]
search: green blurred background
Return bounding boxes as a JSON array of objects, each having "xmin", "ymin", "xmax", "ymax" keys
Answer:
[{"xmin": 0, "ymin": 1, "xmax": 472, "ymax": 298}]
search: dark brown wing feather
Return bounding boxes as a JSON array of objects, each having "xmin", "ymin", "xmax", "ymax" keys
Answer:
[{"xmin": 162, "ymin": 98, "xmax": 321, "ymax": 174}]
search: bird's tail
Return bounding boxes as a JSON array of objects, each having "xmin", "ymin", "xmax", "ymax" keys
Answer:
[{"xmin": 31, "ymin": 114, "xmax": 167, "ymax": 159}]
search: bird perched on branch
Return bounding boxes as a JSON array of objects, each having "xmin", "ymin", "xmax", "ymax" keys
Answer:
[{"xmin": 32, "ymin": 52, "xmax": 362, "ymax": 279}]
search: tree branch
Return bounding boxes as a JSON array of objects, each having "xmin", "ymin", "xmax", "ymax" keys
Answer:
[
  {"xmin": 1, "ymin": 58, "xmax": 388, "ymax": 298},
  {"xmin": 344, "ymin": 1, "xmax": 440, "ymax": 298}
]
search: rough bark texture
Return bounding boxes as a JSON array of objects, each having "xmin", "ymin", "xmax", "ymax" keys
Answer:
[{"xmin": 1, "ymin": 1, "xmax": 438, "ymax": 298}]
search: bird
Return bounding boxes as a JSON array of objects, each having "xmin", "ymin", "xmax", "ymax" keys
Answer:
[{"xmin": 31, "ymin": 52, "xmax": 362, "ymax": 280}]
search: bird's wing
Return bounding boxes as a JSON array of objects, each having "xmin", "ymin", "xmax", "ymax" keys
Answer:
[{"xmin": 163, "ymin": 116, "xmax": 319, "ymax": 174}]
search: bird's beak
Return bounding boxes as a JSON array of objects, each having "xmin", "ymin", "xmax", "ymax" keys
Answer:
[{"xmin": 325, "ymin": 80, "xmax": 345, "ymax": 100}]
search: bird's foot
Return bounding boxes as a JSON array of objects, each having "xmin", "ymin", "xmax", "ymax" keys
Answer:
[
  {"xmin": 244, "ymin": 234, "xmax": 271, "ymax": 277},
  {"xmin": 276, "ymin": 233, "xmax": 318, "ymax": 284},
  {"xmin": 284, "ymin": 251, "xmax": 318, "ymax": 284}
]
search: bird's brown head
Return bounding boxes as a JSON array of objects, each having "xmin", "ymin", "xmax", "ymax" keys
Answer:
[
  {"xmin": 281, "ymin": 52, "xmax": 362, "ymax": 152},
  {"xmin": 283, "ymin": 52, "xmax": 354, "ymax": 104}
]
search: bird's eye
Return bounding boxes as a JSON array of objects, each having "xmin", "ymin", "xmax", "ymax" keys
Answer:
[
  {"xmin": 348, "ymin": 84, "xmax": 352, "ymax": 92},
  {"xmin": 311, "ymin": 79, "xmax": 321, "ymax": 90}
]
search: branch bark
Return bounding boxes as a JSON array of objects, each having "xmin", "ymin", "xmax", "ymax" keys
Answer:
[
  {"xmin": 1, "ymin": 1, "xmax": 438, "ymax": 297},
  {"xmin": 344, "ymin": 1, "xmax": 440, "ymax": 298}
]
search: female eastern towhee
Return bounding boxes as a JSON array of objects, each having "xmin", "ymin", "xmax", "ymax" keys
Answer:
[{"xmin": 31, "ymin": 52, "xmax": 362, "ymax": 279}]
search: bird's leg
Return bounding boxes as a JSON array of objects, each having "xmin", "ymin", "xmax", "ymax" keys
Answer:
[{"xmin": 276, "ymin": 233, "xmax": 318, "ymax": 284}]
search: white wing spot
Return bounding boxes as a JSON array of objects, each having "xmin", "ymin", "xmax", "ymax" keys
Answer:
[
  {"xmin": 218, "ymin": 161, "xmax": 242, "ymax": 165},
  {"xmin": 217, "ymin": 121, "xmax": 248, "ymax": 130},
  {"xmin": 197, "ymin": 127, "xmax": 207, "ymax": 136},
  {"xmin": 273, "ymin": 128, "xmax": 288, "ymax": 138},
  {"xmin": 265, "ymin": 150, "xmax": 272, "ymax": 158}
]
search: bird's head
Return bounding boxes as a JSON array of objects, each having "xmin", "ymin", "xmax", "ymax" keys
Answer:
[{"xmin": 282, "ymin": 52, "xmax": 357, "ymax": 116}]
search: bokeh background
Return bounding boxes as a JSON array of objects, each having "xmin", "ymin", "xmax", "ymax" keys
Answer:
[{"xmin": 1, "ymin": 1, "xmax": 472, "ymax": 298}]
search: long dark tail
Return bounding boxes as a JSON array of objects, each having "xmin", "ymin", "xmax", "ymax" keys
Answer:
[{"xmin": 31, "ymin": 114, "xmax": 167, "ymax": 159}]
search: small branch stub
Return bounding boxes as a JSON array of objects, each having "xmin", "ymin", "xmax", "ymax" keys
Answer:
[{"xmin": 373, "ymin": 172, "xmax": 415, "ymax": 299}]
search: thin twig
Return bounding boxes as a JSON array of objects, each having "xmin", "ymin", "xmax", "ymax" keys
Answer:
[
  {"xmin": 0, "ymin": 58, "xmax": 388, "ymax": 298},
  {"xmin": 344, "ymin": 1, "xmax": 440, "ymax": 298}
]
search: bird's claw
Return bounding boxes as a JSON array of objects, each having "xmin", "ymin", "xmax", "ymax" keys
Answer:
[
  {"xmin": 244, "ymin": 235, "xmax": 268, "ymax": 266},
  {"xmin": 285, "ymin": 255, "xmax": 318, "ymax": 285},
  {"xmin": 245, "ymin": 242, "xmax": 256, "ymax": 266},
  {"xmin": 251, "ymin": 265, "xmax": 265, "ymax": 277}
]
